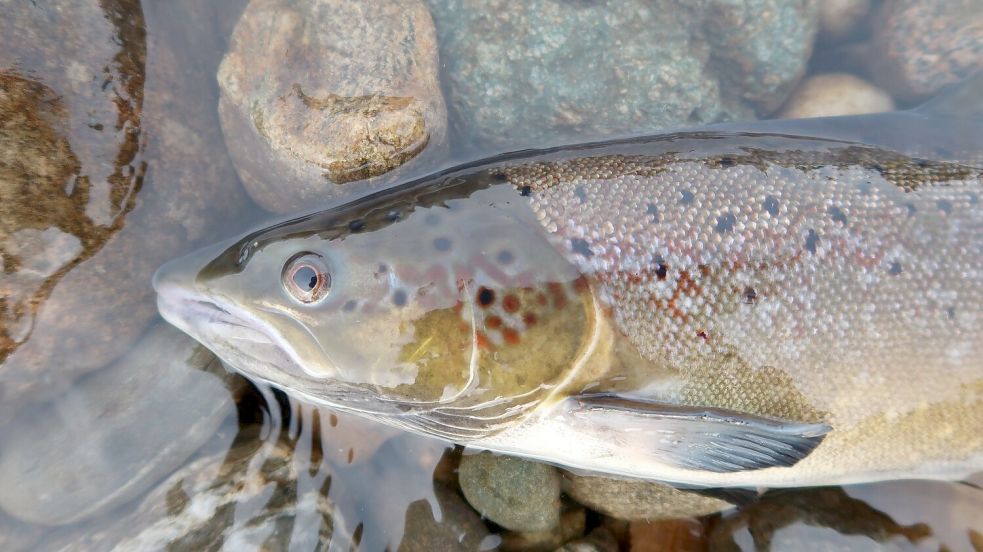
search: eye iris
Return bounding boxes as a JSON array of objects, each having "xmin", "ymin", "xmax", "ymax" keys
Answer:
[{"xmin": 282, "ymin": 253, "xmax": 331, "ymax": 304}]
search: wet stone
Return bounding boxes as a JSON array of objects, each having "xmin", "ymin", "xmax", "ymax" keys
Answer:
[
  {"xmin": 428, "ymin": 0, "xmax": 818, "ymax": 150},
  {"xmin": 562, "ymin": 473, "xmax": 733, "ymax": 521},
  {"xmin": 398, "ymin": 484, "xmax": 492, "ymax": 552},
  {"xmin": 218, "ymin": 0, "xmax": 448, "ymax": 213},
  {"xmin": 556, "ymin": 528, "xmax": 620, "ymax": 552},
  {"xmin": 629, "ymin": 518, "xmax": 706, "ymax": 552},
  {"xmin": 0, "ymin": 0, "xmax": 251, "ymax": 421},
  {"xmin": 48, "ymin": 438, "xmax": 339, "ymax": 551},
  {"xmin": 0, "ymin": 323, "xmax": 243, "ymax": 526},
  {"xmin": 499, "ymin": 506, "xmax": 586, "ymax": 552},
  {"xmin": 458, "ymin": 451, "xmax": 562, "ymax": 532},
  {"xmin": 868, "ymin": 0, "xmax": 983, "ymax": 101},
  {"xmin": 780, "ymin": 73, "xmax": 895, "ymax": 119},
  {"xmin": 819, "ymin": 0, "xmax": 871, "ymax": 42}
]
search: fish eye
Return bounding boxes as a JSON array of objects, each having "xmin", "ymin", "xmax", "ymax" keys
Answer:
[{"xmin": 282, "ymin": 252, "xmax": 331, "ymax": 304}]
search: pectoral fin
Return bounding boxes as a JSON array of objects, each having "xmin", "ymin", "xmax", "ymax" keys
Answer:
[{"xmin": 569, "ymin": 394, "xmax": 830, "ymax": 473}]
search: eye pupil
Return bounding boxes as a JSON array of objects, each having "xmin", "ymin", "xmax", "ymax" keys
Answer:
[{"xmin": 292, "ymin": 266, "xmax": 319, "ymax": 291}]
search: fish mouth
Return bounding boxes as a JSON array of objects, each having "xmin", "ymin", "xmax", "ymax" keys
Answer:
[{"xmin": 155, "ymin": 284, "xmax": 304, "ymax": 382}]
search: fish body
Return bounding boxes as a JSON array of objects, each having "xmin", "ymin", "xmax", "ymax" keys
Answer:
[{"xmin": 156, "ymin": 80, "xmax": 983, "ymax": 487}]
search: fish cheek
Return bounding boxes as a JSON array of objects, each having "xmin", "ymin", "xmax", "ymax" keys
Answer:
[{"xmin": 389, "ymin": 281, "xmax": 597, "ymax": 411}]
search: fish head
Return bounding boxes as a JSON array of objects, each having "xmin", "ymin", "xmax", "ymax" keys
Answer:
[{"xmin": 154, "ymin": 178, "xmax": 599, "ymax": 437}]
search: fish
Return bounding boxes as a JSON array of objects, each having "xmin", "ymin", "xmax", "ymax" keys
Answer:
[{"xmin": 155, "ymin": 75, "xmax": 983, "ymax": 488}]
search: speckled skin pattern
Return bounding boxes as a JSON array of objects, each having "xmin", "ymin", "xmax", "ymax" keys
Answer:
[{"xmin": 157, "ymin": 111, "xmax": 983, "ymax": 486}]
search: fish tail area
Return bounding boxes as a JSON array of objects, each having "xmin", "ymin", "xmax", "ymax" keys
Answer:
[{"xmin": 913, "ymin": 72, "xmax": 983, "ymax": 120}]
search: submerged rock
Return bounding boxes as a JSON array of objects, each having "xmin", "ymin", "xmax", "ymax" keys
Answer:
[
  {"xmin": 499, "ymin": 507, "xmax": 586, "ymax": 552},
  {"xmin": 818, "ymin": 0, "xmax": 870, "ymax": 41},
  {"xmin": 218, "ymin": 0, "xmax": 447, "ymax": 213},
  {"xmin": 562, "ymin": 473, "xmax": 733, "ymax": 521},
  {"xmin": 427, "ymin": 0, "xmax": 818, "ymax": 150},
  {"xmin": 556, "ymin": 528, "xmax": 619, "ymax": 552},
  {"xmin": 780, "ymin": 73, "xmax": 895, "ymax": 119},
  {"xmin": 398, "ymin": 485, "xmax": 492, "ymax": 552},
  {"xmin": 0, "ymin": 323, "xmax": 242, "ymax": 526},
  {"xmin": 869, "ymin": 0, "xmax": 983, "ymax": 102},
  {"xmin": 50, "ymin": 438, "xmax": 340, "ymax": 551},
  {"xmin": 629, "ymin": 518, "xmax": 706, "ymax": 552},
  {"xmin": 0, "ymin": 0, "xmax": 250, "ymax": 420},
  {"xmin": 458, "ymin": 452, "xmax": 561, "ymax": 532}
]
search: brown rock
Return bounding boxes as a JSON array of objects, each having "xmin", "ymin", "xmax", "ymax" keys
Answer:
[
  {"xmin": 398, "ymin": 485, "xmax": 491, "ymax": 552},
  {"xmin": 629, "ymin": 518, "xmax": 706, "ymax": 552},
  {"xmin": 499, "ymin": 507, "xmax": 586, "ymax": 552},
  {"xmin": 562, "ymin": 473, "xmax": 733, "ymax": 521},
  {"xmin": 218, "ymin": 0, "xmax": 448, "ymax": 213},
  {"xmin": 0, "ymin": 0, "xmax": 251, "ymax": 419},
  {"xmin": 780, "ymin": 73, "xmax": 895, "ymax": 119},
  {"xmin": 869, "ymin": 0, "xmax": 983, "ymax": 101}
]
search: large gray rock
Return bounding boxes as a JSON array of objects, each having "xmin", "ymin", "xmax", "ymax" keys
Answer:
[
  {"xmin": 427, "ymin": 0, "xmax": 818, "ymax": 150},
  {"xmin": 218, "ymin": 0, "xmax": 448, "ymax": 213},
  {"xmin": 0, "ymin": 323, "xmax": 242, "ymax": 526},
  {"xmin": 562, "ymin": 473, "xmax": 732, "ymax": 521},
  {"xmin": 0, "ymin": 0, "xmax": 251, "ymax": 420},
  {"xmin": 458, "ymin": 451, "xmax": 561, "ymax": 532}
]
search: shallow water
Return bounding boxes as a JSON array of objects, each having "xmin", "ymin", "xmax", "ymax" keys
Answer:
[{"xmin": 1, "ymin": 0, "xmax": 981, "ymax": 550}]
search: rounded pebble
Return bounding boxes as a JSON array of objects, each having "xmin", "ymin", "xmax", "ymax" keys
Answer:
[
  {"xmin": 780, "ymin": 73, "xmax": 895, "ymax": 119},
  {"xmin": 458, "ymin": 452, "xmax": 561, "ymax": 532}
]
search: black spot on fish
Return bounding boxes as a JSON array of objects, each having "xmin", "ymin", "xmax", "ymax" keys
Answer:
[
  {"xmin": 720, "ymin": 155, "xmax": 737, "ymax": 167},
  {"xmin": 904, "ymin": 203, "xmax": 917, "ymax": 216},
  {"xmin": 914, "ymin": 159, "xmax": 930, "ymax": 168},
  {"xmin": 655, "ymin": 257, "xmax": 668, "ymax": 280},
  {"xmin": 477, "ymin": 287, "xmax": 495, "ymax": 307},
  {"xmin": 743, "ymin": 286, "xmax": 757, "ymax": 304},
  {"xmin": 377, "ymin": 264, "xmax": 389, "ymax": 274},
  {"xmin": 348, "ymin": 219, "xmax": 366, "ymax": 232},
  {"xmin": 424, "ymin": 213, "xmax": 440, "ymax": 226},
  {"xmin": 946, "ymin": 306, "xmax": 956, "ymax": 320},
  {"xmin": 392, "ymin": 289, "xmax": 408, "ymax": 307},
  {"xmin": 763, "ymin": 195, "xmax": 780, "ymax": 216},
  {"xmin": 519, "ymin": 186, "xmax": 533, "ymax": 197},
  {"xmin": 496, "ymin": 250, "xmax": 515, "ymax": 265},
  {"xmin": 571, "ymin": 238, "xmax": 594, "ymax": 258},
  {"xmin": 888, "ymin": 261, "xmax": 902, "ymax": 276},
  {"xmin": 343, "ymin": 300, "xmax": 357, "ymax": 312},
  {"xmin": 680, "ymin": 190, "xmax": 695, "ymax": 205},
  {"xmin": 871, "ymin": 163, "xmax": 887, "ymax": 176},
  {"xmin": 574, "ymin": 185, "xmax": 588, "ymax": 203},
  {"xmin": 433, "ymin": 237, "xmax": 452, "ymax": 252},
  {"xmin": 492, "ymin": 171, "xmax": 508, "ymax": 181},
  {"xmin": 804, "ymin": 229, "xmax": 819, "ymax": 254},
  {"xmin": 646, "ymin": 203, "xmax": 660, "ymax": 223},
  {"xmin": 715, "ymin": 213, "xmax": 737, "ymax": 234},
  {"xmin": 827, "ymin": 205, "xmax": 848, "ymax": 225},
  {"xmin": 938, "ymin": 200, "xmax": 953, "ymax": 215}
]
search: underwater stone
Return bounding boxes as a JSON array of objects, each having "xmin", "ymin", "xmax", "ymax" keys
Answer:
[
  {"xmin": 562, "ymin": 473, "xmax": 733, "ymax": 521},
  {"xmin": 218, "ymin": 0, "xmax": 448, "ymax": 213},
  {"xmin": 458, "ymin": 452, "xmax": 561, "ymax": 532},
  {"xmin": 0, "ymin": 323, "xmax": 242, "ymax": 526},
  {"xmin": 397, "ymin": 484, "xmax": 491, "ymax": 552},
  {"xmin": 0, "ymin": 0, "xmax": 251, "ymax": 422},
  {"xmin": 868, "ymin": 0, "xmax": 983, "ymax": 101},
  {"xmin": 427, "ymin": 0, "xmax": 817, "ymax": 150},
  {"xmin": 780, "ymin": 73, "xmax": 895, "ymax": 119}
]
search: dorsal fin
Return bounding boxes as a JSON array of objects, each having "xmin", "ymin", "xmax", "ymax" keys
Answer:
[{"xmin": 913, "ymin": 72, "xmax": 983, "ymax": 120}]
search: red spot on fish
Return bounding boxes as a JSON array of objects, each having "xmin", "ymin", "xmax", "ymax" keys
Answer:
[
  {"xmin": 522, "ymin": 312, "xmax": 538, "ymax": 326},
  {"xmin": 547, "ymin": 282, "xmax": 567, "ymax": 309},
  {"xmin": 458, "ymin": 321, "xmax": 470, "ymax": 332},
  {"xmin": 696, "ymin": 329, "xmax": 710, "ymax": 342},
  {"xmin": 502, "ymin": 327, "xmax": 520, "ymax": 345},
  {"xmin": 537, "ymin": 293, "xmax": 548, "ymax": 306},
  {"xmin": 486, "ymin": 315, "xmax": 503, "ymax": 329},
  {"xmin": 502, "ymin": 294, "xmax": 520, "ymax": 313},
  {"xmin": 475, "ymin": 331, "xmax": 490, "ymax": 349},
  {"xmin": 573, "ymin": 276, "xmax": 589, "ymax": 293}
]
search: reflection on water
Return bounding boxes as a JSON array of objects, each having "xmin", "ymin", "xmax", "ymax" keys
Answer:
[{"xmin": 0, "ymin": 0, "xmax": 981, "ymax": 549}]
